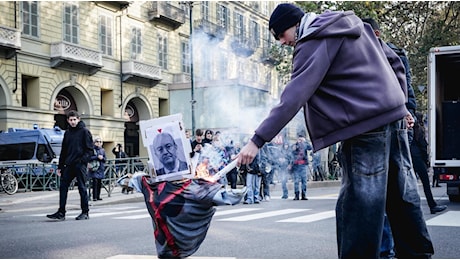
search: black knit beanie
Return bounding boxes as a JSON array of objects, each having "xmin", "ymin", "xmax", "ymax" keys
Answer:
[{"xmin": 269, "ymin": 3, "xmax": 305, "ymax": 40}]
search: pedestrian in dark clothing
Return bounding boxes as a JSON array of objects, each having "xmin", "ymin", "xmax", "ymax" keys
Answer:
[
  {"xmin": 112, "ymin": 143, "xmax": 127, "ymax": 172},
  {"xmin": 47, "ymin": 110, "xmax": 93, "ymax": 221},
  {"xmin": 237, "ymin": 4, "xmax": 433, "ymax": 258},
  {"xmin": 411, "ymin": 113, "xmax": 447, "ymax": 214},
  {"xmin": 88, "ymin": 136, "xmax": 106, "ymax": 201},
  {"xmin": 203, "ymin": 129, "xmax": 213, "ymax": 144},
  {"xmin": 190, "ymin": 128, "xmax": 204, "ymax": 158}
]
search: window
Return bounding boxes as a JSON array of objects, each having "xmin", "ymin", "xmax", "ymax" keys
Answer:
[
  {"xmin": 217, "ymin": 4, "xmax": 229, "ymax": 31},
  {"xmin": 131, "ymin": 26, "xmax": 142, "ymax": 59},
  {"xmin": 181, "ymin": 40, "xmax": 190, "ymax": 73},
  {"xmin": 200, "ymin": 48, "xmax": 211, "ymax": 80},
  {"xmin": 158, "ymin": 35, "xmax": 168, "ymax": 69},
  {"xmin": 261, "ymin": 2, "xmax": 269, "ymax": 16},
  {"xmin": 217, "ymin": 51, "xmax": 227, "ymax": 80},
  {"xmin": 99, "ymin": 14, "xmax": 113, "ymax": 56},
  {"xmin": 234, "ymin": 12, "xmax": 244, "ymax": 41},
  {"xmin": 22, "ymin": 1, "xmax": 39, "ymax": 37},
  {"xmin": 181, "ymin": 2, "xmax": 190, "ymax": 18},
  {"xmin": 63, "ymin": 2, "xmax": 79, "ymax": 44},
  {"xmin": 201, "ymin": 1, "xmax": 209, "ymax": 20},
  {"xmin": 250, "ymin": 20, "xmax": 260, "ymax": 48}
]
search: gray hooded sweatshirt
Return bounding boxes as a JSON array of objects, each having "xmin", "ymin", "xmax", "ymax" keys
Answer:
[{"xmin": 251, "ymin": 10, "xmax": 408, "ymax": 152}]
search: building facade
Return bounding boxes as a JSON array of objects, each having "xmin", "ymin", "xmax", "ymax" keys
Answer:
[{"xmin": 0, "ymin": 1, "xmax": 302, "ymax": 158}]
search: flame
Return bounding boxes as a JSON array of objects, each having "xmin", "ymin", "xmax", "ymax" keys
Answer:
[{"xmin": 195, "ymin": 160, "xmax": 216, "ymax": 182}]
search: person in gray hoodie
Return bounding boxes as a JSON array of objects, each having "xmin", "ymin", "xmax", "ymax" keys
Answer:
[{"xmin": 236, "ymin": 3, "xmax": 433, "ymax": 259}]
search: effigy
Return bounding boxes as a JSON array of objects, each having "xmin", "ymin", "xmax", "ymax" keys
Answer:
[{"xmin": 131, "ymin": 115, "xmax": 245, "ymax": 258}]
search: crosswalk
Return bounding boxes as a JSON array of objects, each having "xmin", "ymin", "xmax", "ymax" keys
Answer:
[{"xmin": 28, "ymin": 205, "xmax": 460, "ymax": 226}]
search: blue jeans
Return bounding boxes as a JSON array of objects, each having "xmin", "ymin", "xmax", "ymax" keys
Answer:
[
  {"xmin": 336, "ymin": 119, "xmax": 433, "ymax": 258},
  {"xmin": 380, "ymin": 214, "xmax": 395, "ymax": 258},
  {"xmin": 280, "ymin": 166, "xmax": 290, "ymax": 198},
  {"xmin": 245, "ymin": 173, "xmax": 261, "ymax": 203},
  {"xmin": 292, "ymin": 164, "xmax": 308, "ymax": 197}
]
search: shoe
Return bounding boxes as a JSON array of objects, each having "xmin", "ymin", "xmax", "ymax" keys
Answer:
[
  {"xmin": 293, "ymin": 197, "xmax": 299, "ymax": 200},
  {"xmin": 243, "ymin": 200, "xmax": 253, "ymax": 204},
  {"xmin": 281, "ymin": 195, "xmax": 288, "ymax": 199},
  {"xmin": 254, "ymin": 200, "xmax": 260, "ymax": 204},
  {"xmin": 301, "ymin": 197, "xmax": 308, "ymax": 200},
  {"xmin": 436, "ymin": 184, "xmax": 441, "ymax": 187},
  {"xmin": 75, "ymin": 213, "xmax": 89, "ymax": 220},
  {"xmin": 93, "ymin": 199, "xmax": 97, "ymax": 201},
  {"xmin": 430, "ymin": 205, "xmax": 447, "ymax": 214},
  {"xmin": 47, "ymin": 211, "xmax": 65, "ymax": 221},
  {"xmin": 97, "ymin": 198, "xmax": 103, "ymax": 201},
  {"xmin": 264, "ymin": 196, "xmax": 270, "ymax": 202}
]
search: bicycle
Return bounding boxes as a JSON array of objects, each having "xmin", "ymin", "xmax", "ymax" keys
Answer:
[{"xmin": 1, "ymin": 168, "xmax": 19, "ymax": 195}]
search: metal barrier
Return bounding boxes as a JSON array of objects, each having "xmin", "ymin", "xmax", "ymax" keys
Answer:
[{"xmin": 1, "ymin": 157, "xmax": 149, "ymax": 195}]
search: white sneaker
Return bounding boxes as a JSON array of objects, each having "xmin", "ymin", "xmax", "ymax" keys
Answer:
[{"xmin": 264, "ymin": 196, "xmax": 270, "ymax": 202}]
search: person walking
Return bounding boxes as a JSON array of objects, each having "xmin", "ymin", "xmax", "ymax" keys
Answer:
[
  {"xmin": 47, "ymin": 110, "xmax": 94, "ymax": 221},
  {"xmin": 291, "ymin": 135, "xmax": 312, "ymax": 200},
  {"xmin": 411, "ymin": 113, "xmax": 447, "ymax": 214},
  {"xmin": 242, "ymin": 152, "xmax": 261, "ymax": 204},
  {"xmin": 236, "ymin": 4, "xmax": 434, "ymax": 258},
  {"xmin": 279, "ymin": 143, "xmax": 292, "ymax": 199},
  {"xmin": 88, "ymin": 136, "xmax": 106, "ymax": 201}
]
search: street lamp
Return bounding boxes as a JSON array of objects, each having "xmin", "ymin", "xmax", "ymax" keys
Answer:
[{"xmin": 181, "ymin": 1, "xmax": 196, "ymax": 134}]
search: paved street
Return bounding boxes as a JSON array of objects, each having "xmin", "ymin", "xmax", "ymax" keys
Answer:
[{"xmin": 0, "ymin": 181, "xmax": 459, "ymax": 258}]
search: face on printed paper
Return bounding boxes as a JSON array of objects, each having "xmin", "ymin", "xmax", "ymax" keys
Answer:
[
  {"xmin": 278, "ymin": 25, "xmax": 297, "ymax": 47},
  {"xmin": 67, "ymin": 116, "xmax": 80, "ymax": 128},
  {"xmin": 154, "ymin": 133, "xmax": 178, "ymax": 168}
]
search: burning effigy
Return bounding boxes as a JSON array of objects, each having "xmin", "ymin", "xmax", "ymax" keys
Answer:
[{"xmin": 131, "ymin": 114, "xmax": 245, "ymax": 258}]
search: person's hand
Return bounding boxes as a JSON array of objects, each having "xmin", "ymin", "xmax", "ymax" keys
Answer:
[
  {"xmin": 98, "ymin": 155, "xmax": 103, "ymax": 160},
  {"xmin": 194, "ymin": 144, "xmax": 202, "ymax": 152},
  {"xmin": 57, "ymin": 169, "xmax": 61, "ymax": 177},
  {"xmin": 236, "ymin": 140, "xmax": 259, "ymax": 167},
  {"xmin": 405, "ymin": 112, "xmax": 415, "ymax": 129}
]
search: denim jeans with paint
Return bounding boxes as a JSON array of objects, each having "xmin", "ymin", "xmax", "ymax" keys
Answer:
[{"xmin": 336, "ymin": 119, "xmax": 433, "ymax": 258}]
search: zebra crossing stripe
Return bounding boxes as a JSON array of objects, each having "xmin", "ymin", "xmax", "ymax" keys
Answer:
[
  {"xmin": 277, "ymin": 210, "xmax": 335, "ymax": 223},
  {"xmin": 214, "ymin": 208, "xmax": 262, "ymax": 216},
  {"xmin": 114, "ymin": 214, "xmax": 150, "ymax": 220},
  {"xmin": 426, "ymin": 211, "xmax": 460, "ymax": 227},
  {"xmin": 217, "ymin": 208, "xmax": 310, "ymax": 222}
]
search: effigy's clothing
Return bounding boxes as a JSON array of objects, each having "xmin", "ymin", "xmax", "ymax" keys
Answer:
[{"xmin": 136, "ymin": 174, "xmax": 246, "ymax": 259}]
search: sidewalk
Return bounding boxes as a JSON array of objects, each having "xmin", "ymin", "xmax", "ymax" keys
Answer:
[{"xmin": 0, "ymin": 179, "xmax": 341, "ymax": 214}]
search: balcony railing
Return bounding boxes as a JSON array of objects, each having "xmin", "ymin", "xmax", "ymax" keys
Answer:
[
  {"xmin": 193, "ymin": 18, "xmax": 226, "ymax": 41},
  {"xmin": 173, "ymin": 73, "xmax": 191, "ymax": 83},
  {"xmin": 122, "ymin": 60, "xmax": 162, "ymax": 87},
  {"xmin": 50, "ymin": 42, "xmax": 102, "ymax": 75},
  {"xmin": 0, "ymin": 25, "xmax": 21, "ymax": 59},
  {"xmin": 231, "ymin": 34, "xmax": 258, "ymax": 57},
  {"xmin": 148, "ymin": 2, "xmax": 186, "ymax": 29}
]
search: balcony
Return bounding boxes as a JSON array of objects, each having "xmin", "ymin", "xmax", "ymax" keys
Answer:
[
  {"xmin": 50, "ymin": 42, "xmax": 102, "ymax": 75},
  {"xmin": 148, "ymin": 2, "xmax": 186, "ymax": 30},
  {"xmin": 122, "ymin": 60, "xmax": 162, "ymax": 87},
  {"xmin": 193, "ymin": 19, "xmax": 226, "ymax": 41},
  {"xmin": 94, "ymin": 1, "xmax": 130, "ymax": 10},
  {"xmin": 0, "ymin": 25, "xmax": 21, "ymax": 59},
  {"xmin": 230, "ymin": 34, "xmax": 257, "ymax": 57}
]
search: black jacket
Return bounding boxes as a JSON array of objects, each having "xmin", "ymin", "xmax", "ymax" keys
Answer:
[{"xmin": 58, "ymin": 121, "xmax": 93, "ymax": 169}]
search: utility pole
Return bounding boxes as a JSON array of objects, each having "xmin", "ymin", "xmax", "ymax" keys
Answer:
[{"xmin": 189, "ymin": 2, "xmax": 196, "ymax": 134}]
